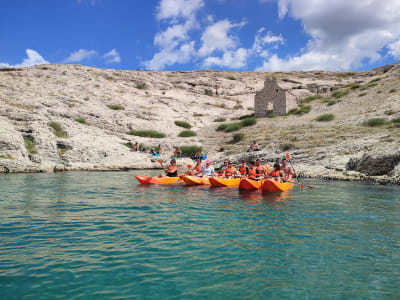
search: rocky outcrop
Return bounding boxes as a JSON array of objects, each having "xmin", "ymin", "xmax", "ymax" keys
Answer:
[{"xmin": 346, "ymin": 153, "xmax": 400, "ymax": 176}]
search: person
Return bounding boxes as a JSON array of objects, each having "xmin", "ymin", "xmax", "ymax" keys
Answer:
[
  {"xmin": 247, "ymin": 140, "xmax": 260, "ymax": 152},
  {"xmin": 159, "ymin": 159, "xmax": 178, "ymax": 178},
  {"xmin": 281, "ymin": 158, "xmax": 295, "ymax": 181},
  {"xmin": 222, "ymin": 161, "xmax": 239, "ymax": 178},
  {"xmin": 191, "ymin": 151, "xmax": 202, "ymax": 161},
  {"xmin": 269, "ymin": 163, "xmax": 283, "ymax": 182},
  {"xmin": 238, "ymin": 160, "xmax": 248, "ymax": 177},
  {"xmin": 187, "ymin": 159, "xmax": 202, "ymax": 175},
  {"xmin": 173, "ymin": 146, "xmax": 182, "ymax": 158},
  {"xmin": 132, "ymin": 142, "xmax": 139, "ymax": 152},
  {"xmin": 150, "ymin": 148, "xmax": 159, "ymax": 156},
  {"xmin": 200, "ymin": 160, "xmax": 217, "ymax": 178},
  {"xmin": 246, "ymin": 161, "xmax": 258, "ymax": 179},
  {"xmin": 219, "ymin": 161, "xmax": 228, "ymax": 176},
  {"xmin": 157, "ymin": 144, "xmax": 163, "ymax": 155},
  {"xmin": 255, "ymin": 159, "xmax": 266, "ymax": 179}
]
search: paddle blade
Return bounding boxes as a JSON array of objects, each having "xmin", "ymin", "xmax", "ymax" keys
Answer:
[
  {"xmin": 286, "ymin": 152, "xmax": 290, "ymax": 160},
  {"xmin": 187, "ymin": 165, "xmax": 192, "ymax": 168},
  {"xmin": 299, "ymin": 184, "xmax": 304, "ymax": 189},
  {"xmin": 306, "ymin": 185, "xmax": 315, "ymax": 189},
  {"xmin": 157, "ymin": 159, "xmax": 163, "ymax": 165}
]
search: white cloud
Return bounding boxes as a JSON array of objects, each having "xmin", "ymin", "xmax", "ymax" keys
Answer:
[
  {"xmin": 145, "ymin": 42, "xmax": 195, "ymax": 70},
  {"xmin": 0, "ymin": 49, "xmax": 49, "ymax": 68},
  {"xmin": 387, "ymin": 39, "xmax": 400, "ymax": 59},
  {"xmin": 65, "ymin": 49, "xmax": 97, "ymax": 63},
  {"xmin": 156, "ymin": 0, "xmax": 204, "ymax": 21},
  {"xmin": 198, "ymin": 19, "xmax": 246, "ymax": 57},
  {"xmin": 203, "ymin": 48, "xmax": 248, "ymax": 68},
  {"xmin": 104, "ymin": 48, "xmax": 121, "ymax": 63},
  {"xmin": 257, "ymin": 0, "xmax": 400, "ymax": 71}
]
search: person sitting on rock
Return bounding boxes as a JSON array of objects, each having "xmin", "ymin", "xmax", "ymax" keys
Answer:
[
  {"xmin": 173, "ymin": 146, "xmax": 182, "ymax": 158},
  {"xmin": 281, "ymin": 158, "xmax": 295, "ymax": 181},
  {"xmin": 157, "ymin": 144, "xmax": 163, "ymax": 155},
  {"xmin": 247, "ymin": 140, "xmax": 260, "ymax": 152},
  {"xmin": 269, "ymin": 163, "xmax": 283, "ymax": 182},
  {"xmin": 132, "ymin": 142, "xmax": 139, "ymax": 152},
  {"xmin": 159, "ymin": 159, "xmax": 178, "ymax": 178},
  {"xmin": 222, "ymin": 161, "xmax": 239, "ymax": 178}
]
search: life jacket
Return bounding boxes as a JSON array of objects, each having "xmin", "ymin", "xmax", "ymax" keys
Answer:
[
  {"xmin": 195, "ymin": 165, "xmax": 201, "ymax": 171},
  {"xmin": 168, "ymin": 165, "xmax": 177, "ymax": 176},
  {"xmin": 225, "ymin": 167, "xmax": 234, "ymax": 177},
  {"xmin": 239, "ymin": 165, "xmax": 247, "ymax": 175},
  {"xmin": 271, "ymin": 170, "xmax": 280, "ymax": 178},
  {"xmin": 255, "ymin": 166, "xmax": 264, "ymax": 178},
  {"xmin": 219, "ymin": 166, "xmax": 226, "ymax": 175},
  {"xmin": 247, "ymin": 167, "xmax": 257, "ymax": 179},
  {"xmin": 264, "ymin": 164, "xmax": 270, "ymax": 174}
]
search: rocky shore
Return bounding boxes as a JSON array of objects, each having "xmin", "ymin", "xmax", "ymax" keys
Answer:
[{"xmin": 0, "ymin": 64, "xmax": 399, "ymax": 184}]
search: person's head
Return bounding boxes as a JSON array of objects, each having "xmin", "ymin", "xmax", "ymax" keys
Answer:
[
  {"xmin": 252, "ymin": 140, "xmax": 257, "ymax": 144},
  {"xmin": 224, "ymin": 161, "xmax": 228, "ymax": 166},
  {"xmin": 170, "ymin": 159, "xmax": 176, "ymax": 165},
  {"xmin": 206, "ymin": 160, "xmax": 211, "ymax": 166},
  {"xmin": 255, "ymin": 159, "xmax": 261, "ymax": 166},
  {"xmin": 241, "ymin": 160, "xmax": 246, "ymax": 165},
  {"xmin": 273, "ymin": 163, "xmax": 280, "ymax": 170},
  {"xmin": 158, "ymin": 144, "xmax": 161, "ymax": 147},
  {"xmin": 134, "ymin": 142, "xmax": 138, "ymax": 145},
  {"xmin": 228, "ymin": 161, "xmax": 233, "ymax": 167},
  {"xmin": 281, "ymin": 158, "xmax": 287, "ymax": 166},
  {"xmin": 249, "ymin": 160, "xmax": 255, "ymax": 167},
  {"xmin": 196, "ymin": 159, "xmax": 201, "ymax": 165}
]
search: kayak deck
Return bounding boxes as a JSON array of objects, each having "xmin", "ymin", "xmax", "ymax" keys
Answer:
[
  {"xmin": 209, "ymin": 177, "xmax": 241, "ymax": 187},
  {"xmin": 135, "ymin": 175, "xmax": 182, "ymax": 185},
  {"xmin": 239, "ymin": 178, "xmax": 263, "ymax": 190},
  {"xmin": 262, "ymin": 179, "xmax": 294, "ymax": 192},
  {"xmin": 182, "ymin": 176, "xmax": 210, "ymax": 186}
]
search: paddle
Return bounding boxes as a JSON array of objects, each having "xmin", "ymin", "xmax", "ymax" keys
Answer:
[{"xmin": 285, "ymin": 152, "xmax": 315, "ymax": 189}]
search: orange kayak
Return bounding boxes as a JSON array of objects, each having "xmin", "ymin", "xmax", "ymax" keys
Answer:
[
  {"xmin": 239, "ymin": 178, "xmax": 263, "ymax": 190},
  {"xmin": 262, "ymin": 179, "xmax": 294, "ymax": 192},
  {"xmin": 209, "ymin": 177, "xmax": 240, "ymax": 187},
  {"xmin": 182, "ymin": 176, "xmax": 210, "ymax": 186},
  {"xmin": 135, "ymin": 175, "xmax": 182, "ymax": 184}
]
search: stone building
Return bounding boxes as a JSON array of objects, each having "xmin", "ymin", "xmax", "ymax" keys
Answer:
[{"xmin": 254, "ymin": 77, "xmax": 298, "ymax": 117}]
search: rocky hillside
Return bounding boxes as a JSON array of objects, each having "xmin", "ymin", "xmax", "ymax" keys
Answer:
[{"xmin": 0, "ymin": 63, "xmax": 399, "ymax": 183}]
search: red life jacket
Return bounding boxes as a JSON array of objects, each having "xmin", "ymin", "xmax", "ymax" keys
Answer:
[
  {"xmin": 195, "ymin": 165, "xmax": 201, "ymax": 171},
  {"xmin": 239, "ymin": 165, "xmax": 247, "ymax": 175},
  {"xmin": 247, "ymin": 167, "xmax": 257, "ymax": 179},
  {"xmin": 225, "ymin": 167, "xmax": 234, "ymax": 177},
  {"xmin": 255, "ymin": 166, "xmax": 264, "ymax": 178},
  {"xmin": 271, "ymin": 170, "xmax": 280, "ymax": 177}
]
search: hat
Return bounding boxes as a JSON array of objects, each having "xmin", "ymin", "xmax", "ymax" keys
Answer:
[{"xmin": 206, "ymin": 160, "xmax": 211, "ymax": 164}]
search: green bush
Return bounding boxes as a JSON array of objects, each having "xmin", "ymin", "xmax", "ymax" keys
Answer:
[
  {"xmin": 390, "ymin": 89, "xmax": 396, "ymax": 93},
  {"xmin": 299, "ymin": 95, "xmax": 322, "ymax": 104},
  {"xmin": 128, "ymin": 130, "xmax": 166, "ymax": 138},
  {"xmin": 327, "ymin": 100, "xmax": 337, "ymax": 106},
  {"xmin": 48, "ymin": 122, "xmax": 68, "ymax": 138},
  {"xmin": 331, "ymin": 90, "xmax": 349, "ymax": 99},
  {"xmin": 204, "ymin": 89, "xmax": 213, "ymax": 96},
  {"xmin": 238, "ymin": 113, "xmax": 255, "ymax": 120},
  {"xmin": 392, "ymin": 117, "xmax": 400, "ymax": 123},
  {"xmin": 216, "ymin": 123, "xmax": 229, "ymax": 131},
  {"xmin": 363, "ymin": 118, "xmax": 388, "ymax": 127},
  {"xmin": 267, "ymin": 113, "xmax": 276, "ymax": 118},
  {"xmin": 346, "ymin": 83, "xmax": 360, "ymax": 90},
  {"xmin": 227, "ymin": 76, "xmax": 236, "ymax": 80},
  {"xmin": 359, "ymin": 92, "xmax": 367, "ymax": 97},
  {"xmin": 174, "ymin": 120, "xmax": 192, "ymax": 129},
  {"xmin": 180, "ymin": 146, "xmax": 202, "ymax": 157},
  {"xmin": 229, "ymin": 133, "xmax": 244, "ymax": 144},
  {"xmin": 136, "ymin": 83, "xmax": 146, "ymax": 89},
  {"xmin": 295, "ymin": 105, "xmax": 311, "ymax": 115},
  {"xmin": 369, "ymin": 77, "xmax": 381, "ymax": 83},
  {"xmin": 280, "ymin": 143, "xmax": 295, "ymax": 151},
  {"xmin": 287, "ymin": 108, "xmax": 298, "ymax": 115},
  {"xmin": 225, "ymin": 122, "xmax": 243, "ymax": 132},
  {"xmin": 316, "ymin": 113, "xmax": 335, "ymax": 122},
  {"xmin": 24, "ymin": 138, "xmax": 38, "ymax": 154},
  {"xmin": 0, "ymin": 67, "xmax": 18, "ymax": 72},
  {"xmin": 213, "ymin": 117, "xmax": 226, "ymax": 122},
  {"xmin": 241, "ymin": 117, "xmax": 257, "ymax": 126},
  {"xmin": 75, "ymin": 117, "xmax": 86, "ymax": 124},
  {"xmin": 107, "ymin": 105, "xmax": 124, "ymax": 110},
  {"xmin": 178, "ymin": 130, "xmax": 197, "ymax": 137}
]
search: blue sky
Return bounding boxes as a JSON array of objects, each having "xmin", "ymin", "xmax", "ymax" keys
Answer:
[{"xmin": 1, "ymin": 0, "xmax": 400, "ymax": 71}]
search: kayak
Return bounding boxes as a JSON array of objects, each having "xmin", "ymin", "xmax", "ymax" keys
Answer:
[
  {"xmin": 182, "ymin": 175, "xmax": 210, "ymax": 186},
  {"xmin": 209, "ymin": 177, "xmax": 240, "ymax": 187},
  {"xmin": 239, "ymin": 178, "xmax": 263, "ymax": 190},
  {"xmin": 262, "ymin": 179, "xmax": 294, "ymax": 192},
  {"xmin": 135, "ymin": 175, "xmax": 182, "ymax": 185}
]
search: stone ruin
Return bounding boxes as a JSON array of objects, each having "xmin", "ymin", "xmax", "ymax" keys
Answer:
[{"xmin": 254, "ymin": 77, "xmax": 299, "ymax": 117}]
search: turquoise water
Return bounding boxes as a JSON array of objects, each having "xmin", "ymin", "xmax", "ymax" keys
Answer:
[{"xmin": 0, "ymin": 171, "xmax": 399, "ymax": 299}]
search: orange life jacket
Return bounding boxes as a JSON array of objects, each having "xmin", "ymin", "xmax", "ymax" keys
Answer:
[
  {"xmin": 271, "ymin": 170, "xmax": 280, "ymax": 177},
  {"xmin": 255, "ymin": 166, "xmax": 264, "ymax": 177},
  {"xmin": 219, "ymin": 167, "xmax": 226, "ymax": 175},
  {"xmin": 264, "ymin": 164, "xmax": 270, "ymax": 174},
  {"xmin": 239, "ymin": 165, "xmax": 247, "ymax": 175},
  {"xmin": 225, "ymin": 167, "xmax": 234, "ymax": 177},
  {"xmin": 247, "ymin": 167, "xmax": 257, "ymax": 179},
  {"xmin": 195, "ymin": 165, "xmax": 201, "ymax": 171}
]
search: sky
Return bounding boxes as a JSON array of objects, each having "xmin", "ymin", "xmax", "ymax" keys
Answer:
[{"xmin": 1, "ymin": 0, "xmax": 400, "ymax": 72}]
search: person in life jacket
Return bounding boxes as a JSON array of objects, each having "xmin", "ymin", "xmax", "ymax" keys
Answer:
[
  {"xmin": 255, "ymin": 159, "xmax": 266, "ymax": 179},
  {"xmin": 246, "ymin": 161, "xmax": 258, "ymax": 180},
  {"xmin": 238, "ymin": 160, "xmax": 248, "ymax": 177},
  {"xmin": 281, "ymin": 158, "xmax": 295, "ymax": 181},
  {"xmin": 187, "ymin": 159, "xmax": 202, "ymax": 175},
  {"xmin": 219, "ymin": 161, "xmax": 228, "ymax": 176},
  {"xmin": 269, "ymin": 163, "xmax": 283, "ymax": 182},
  {"xmin": 222, "ymin": 161, "xmax": 239, "ymax": 178},
  {"xmin": 159, "ymin": 159, "xmax": 178, "ymax": 178}
]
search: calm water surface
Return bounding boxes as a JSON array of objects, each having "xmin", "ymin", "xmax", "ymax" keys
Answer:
[{"xmin": 0, "ymin": 171, "xmax": 399, "ymax": 299}]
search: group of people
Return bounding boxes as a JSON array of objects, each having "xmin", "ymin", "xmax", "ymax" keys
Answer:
[
  {"xmin": 160, "ymin": 158, "xmax": 295, "ymax": 182},
  {"xmin": 131, "ymin": 142, "xmax": 163, "ymax": 156}
]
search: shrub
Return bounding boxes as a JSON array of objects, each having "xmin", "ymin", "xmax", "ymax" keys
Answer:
[
  {"xmin": 238, "ymin": 113, "xmax": 255, "ymax": 120},
  {"xmin": 178, "ymin": 130, "xmax": 197, "ymax": 137},
  {"xmin": 363, "ymin": 118, "xmax": 388, "ymax": 127},
  {"xmin": 391, "ymin": 117, "xmax": 400, "ymax": 123},
  {"xmin": 49, "ymin": 122, "xmax": 68, "ymax": 138},
  {"xmin": 389, "ymin": 89, "xmax": 396, "ymax": 93},
  {"xmin": 331, "ymin": 90, "xmax": 349, "ymax": 99},
  {"xmin": 24, "ymin": 138, "xmax": 38, "ymax": 154},
  {"xmin": 180, "ymin": 146, "xmax": 202, "ymax": 157},
  {"xmin": 287, "ymin": 108, "xmax": 298, "ymax": 115},
  {"xmin": 204, "ymin": 89, "xmax": 213, "ymax": 96},
  {"xmin": 327, "ymin": 100, "xmax": 337, "ymax": 106},
  {"xmin": 128, "ymin": 130, "xmax": 166, "ymax": 138},
  {"xmin": 193, "ymin": 113, "xmax": 206, "ymax": 117},
  {"xmin": 229, "ymin": 133, "xmax": 244, "ymax": 144},
  {"xmin": 267, "ymin": 113, "xmax": 276, "ymax": 118},
  {"xmin": 280, "ymin": 143, "xmax": 295, "ymax": 151},
  {"xmin": 299, "ymin": 95, "xmax": 322, "ymax": 104},
  {"xmin": 75, "ymin": 117, "xmax": 86, "ymax": 124},
  {"xmin": 227, "ymin": 76, "xmax": 236, "ymax": 80},
  {"xmin": 369, "ymin": 77, "xmax": 381, "ymax": 83},
  {"xmin": 0, "ymin": 68, "xmax": 18, "ymax": 72},
  {"xmin": 216, "ymin": 124, "xmax": 229, "ymax": 131},
  {"xmin": 359, "ymin": 92, "xmax": 367, "ymax": 97},
  {"xmin": 241, "ymin": 117, "xmax": 257, "ymax": 126},
  {"xmin": 247, "ymin": 107, "xmax": 255, "ymax": 111},
  {"xmin": 136, "ymin": 83, "xmax": 146, "ymax": 89},
  {"xmin": 175, "ymin": 120, "xmax": 192, "ymax": 129},
  {"xmin": 233, "ymin": 104, "xmax": 244, "ymax": 110},
  {"xmin": 295, "ymin": 105, "xmax": 311, "ymax": 115},
  {"xmin": 225, "ymin": 122, "xmax": 243, "ymax": 132},
  {"xmin": 316, "ymin": 113, "xmax": 335, "ymax": 122},
  {"xmin": 108, "ymin": 105, "xmax": 124, "ymax": 110},
  {"xmin": 346, "ymin": 83, "xmax": 360, "ymax": 90},
  {"xmin": 213, "ymin": 117, "xmax": 226, "ymax": 122}
]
